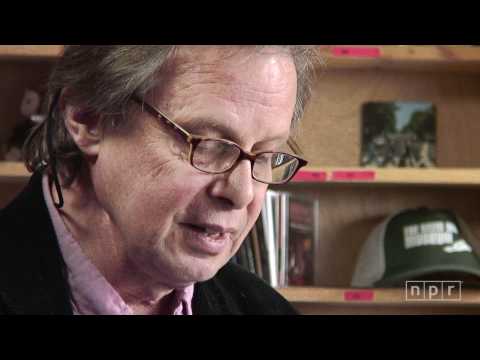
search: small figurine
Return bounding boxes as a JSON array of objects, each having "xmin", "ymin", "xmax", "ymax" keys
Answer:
[{"xmin": 5, "ymin": 89, "xmax": 46, "ymax": 161}]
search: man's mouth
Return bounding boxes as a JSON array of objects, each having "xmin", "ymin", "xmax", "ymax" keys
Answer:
[
  {"xmin": 182, "ymin": 223, "xmax": 234, "ymax": 237},
  {"xmin": 180, "ymin": 222, "xmax": 235, "ymax": 255}
]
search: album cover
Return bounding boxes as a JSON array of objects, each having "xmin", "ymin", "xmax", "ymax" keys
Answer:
[{"xmin": 360, "ymin": 101, "xmax": 436, "ymax": 168}]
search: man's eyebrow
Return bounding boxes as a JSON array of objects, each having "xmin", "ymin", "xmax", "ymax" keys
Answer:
[
  {"xmin": 179, "ymin": 116, "xmax": 290, "ymax": 145},
  {"xmin": 181, "ymin": 116, "xmax": 235, "ymax": 139}
]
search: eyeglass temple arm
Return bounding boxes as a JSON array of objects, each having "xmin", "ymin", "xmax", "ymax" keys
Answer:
[{"xmin": 131, "ymin": 96, "xmax": 192, "ymax": 141}]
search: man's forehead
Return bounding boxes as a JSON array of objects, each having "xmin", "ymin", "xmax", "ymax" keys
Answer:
[
  {"xmin": 146, "ymin": 46, "xmax": 297, "ymax": 146},
  {"xmin": 174, "ymin": 45, "xmax": 293, "ymax": 64},
  {"xmin": 169, "ymin": 46, "xmax": 295, "ymax": 80},
  {"xmin": 156, "ymin": 46, "xmax": 297, "ymax": 102}
]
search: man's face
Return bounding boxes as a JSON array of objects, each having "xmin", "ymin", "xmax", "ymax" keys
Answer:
[{"xmin": 92, "ymin": 47, "xmax": 297, "ymax": 287}]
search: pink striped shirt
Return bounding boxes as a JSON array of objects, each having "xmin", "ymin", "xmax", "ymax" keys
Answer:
[{"xmin": 42, "ymin": 175, "xmax": 194, "ymax": 315}]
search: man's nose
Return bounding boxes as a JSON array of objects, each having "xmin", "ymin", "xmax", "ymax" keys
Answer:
[{"xmin": 208, "ymin": 159, "xmax": 256, "ymax": 209}]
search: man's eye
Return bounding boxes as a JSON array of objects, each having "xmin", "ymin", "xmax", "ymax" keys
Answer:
[{"xmin": 256, "ymin": 155, "xmax": 272, "ymax": 165}]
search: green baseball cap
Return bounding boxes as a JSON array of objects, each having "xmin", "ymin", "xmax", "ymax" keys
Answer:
[{"xmin": 351, "ymin": 208, "xmax": 480, "ymax": 287}]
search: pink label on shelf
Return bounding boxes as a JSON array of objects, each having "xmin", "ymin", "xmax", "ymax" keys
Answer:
[
  {"xmin": 292, "ymin": 170, "xmax": 328, "ymax": 182},
  {"xmin": 344, "ymin": 290, "xmax": 374, "ymax": 302},
  {"xmin": 332, "ymin": 46, "xmax": 381, "ymax": 58},
  {"xmin": 331, "ymin": 170, "xmax": 376, "ymax": 181}
]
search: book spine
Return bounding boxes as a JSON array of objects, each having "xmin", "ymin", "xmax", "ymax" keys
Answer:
[
  {"xmin": 250, "ymin": 223, "xmax": 263, "ymax": 279},
  {"xmin": 255, "ymin": 216, "xmax": 271, "ymax": 284},
  {"xmin": 263, "ymin": 191, "xmax": 278, "ymax": 287},
  {"xmin": 279, "ymin": 192, "xmax": 289, "ymax": 287},
  {"xmin": 244, "ymin": 235, "xmax": 256, "ymax": 274}
]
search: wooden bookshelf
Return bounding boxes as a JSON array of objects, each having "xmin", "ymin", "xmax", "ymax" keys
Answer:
[
  {"xmin": 278, "ymin": 286, "xmax": 480, "ymax": 306},
  {"xmin": 4, "ymin": 45, "xmax": 479, "ymax": 70},
  {"xmin": 14, "ymin": 163, "xmax": 480, "ymax": 186},
  {"xmin": 0, "ymin": 162, "xmax": 30, "ymax": 208},
  {"xmin": 7, "ymin": 164, "xmax": 480, "ymax": 187},
  {"xmin": 0, "ymin": 161, "xmax": 29, "ymax": 180},
  {"xmin": 0, "ymin": 45, "xmax": 63, "ymax": 60},
  {"xmin": 290, "ymin": 167, "xmax": 480, "ymax": 186},
  {"xmin": 0, "ymin": 45, "xmax": 479, "ymax": 315},
  {"xmin": 3, "ymin": 45, "xmax": 478, "ymax": 71},
  {"xmin": 319, "ymin": 45, "xmax": 480, "ymax": 73}
]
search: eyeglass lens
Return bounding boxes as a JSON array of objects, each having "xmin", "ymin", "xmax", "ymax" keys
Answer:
[{"xmin": 192, "ymin": 139, "xmax": 299, "ymax": 183}]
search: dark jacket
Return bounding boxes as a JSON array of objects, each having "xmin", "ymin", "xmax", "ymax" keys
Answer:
[{"xmin": 0, "ymin": 172, "xmax": 296, "ymax": 315}]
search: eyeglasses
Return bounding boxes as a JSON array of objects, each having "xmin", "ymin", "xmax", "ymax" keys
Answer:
[{"xmin": 131, "ymin": 96, "xmax": 308, "ymax": 185}]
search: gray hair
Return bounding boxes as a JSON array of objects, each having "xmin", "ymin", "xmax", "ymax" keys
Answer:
[{"xmin": 24, "ymin": 45, "xmax": 319, "ymax": 186}]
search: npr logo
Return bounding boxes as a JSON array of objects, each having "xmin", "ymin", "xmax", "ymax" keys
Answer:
[{"xmin": 405, "ymin": 281, "xmax": 462, "ymax": 301}]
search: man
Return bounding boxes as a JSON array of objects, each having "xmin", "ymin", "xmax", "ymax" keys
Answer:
[{"xmin": 0, "ymin": 45, "xmax": 316, "ymax": 315}]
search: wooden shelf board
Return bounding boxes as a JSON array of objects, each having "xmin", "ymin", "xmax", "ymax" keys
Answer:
[
  {"xmin": 291, "ymin": 167, "xmax": 480, "ymax": 186},
  {"xmin": 0, "ymin": 162, "xmax": 30, "ymax": 179},
  {"xmin": 4, "ymin": 163, "xmax": 480, "ymax": 185},
  {"xmin": 2, "ymin": 45, "xmax": 479, "ymax": 71},
  {"xmin": 318, "ymin": 46, "xmax": 480, "ymax": 73},
  {"xmin": 0, "ymin": 45, "xmax": 63, "ymax": 60},
  {"xmin": 278, "ymin": 286, "xmax": 480, "ymax": 306}
]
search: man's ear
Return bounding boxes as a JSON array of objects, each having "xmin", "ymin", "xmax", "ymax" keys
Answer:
[{"xmin": 64, "ymin": 104, "xmax": 103, "ymax": 157}]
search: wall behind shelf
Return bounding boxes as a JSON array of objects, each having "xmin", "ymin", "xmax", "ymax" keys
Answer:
[{"xmin": 297, "ymin": 68, "xmax": 480, "ymax": 168}]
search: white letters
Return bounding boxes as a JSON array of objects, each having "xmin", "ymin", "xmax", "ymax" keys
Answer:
[{"xmin": 403, "ymin": 221, "xmax": 460, "ymax": 250}]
